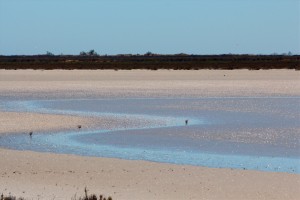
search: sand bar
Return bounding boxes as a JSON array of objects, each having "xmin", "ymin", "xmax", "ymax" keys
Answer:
[{"xmin": 0, "ymin": 69, "xmax": 299, "ymax": 99}]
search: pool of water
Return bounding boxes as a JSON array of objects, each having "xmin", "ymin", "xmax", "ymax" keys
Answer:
[{"xmin": 0, "ymin": 97, "xmax": 299, "ymax": 173}]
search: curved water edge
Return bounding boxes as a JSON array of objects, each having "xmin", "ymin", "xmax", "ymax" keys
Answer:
[
  {"xmin": 2, "ymin": 99, "xmax": 204, "ymax": 128},
  {"xmin": 0, "ymin": 98, "xmax": 299, "ymax": 174},
  {"xmin": 1, "ymin": 130, "xmax": 299, "ymax": 174}
]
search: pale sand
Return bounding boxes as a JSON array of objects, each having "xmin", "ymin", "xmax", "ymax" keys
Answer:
[
  {"xmin": 0, "ymin": 112, "xmax": 99, "ymax": 134},
  {"xmin": 1, "ymin": 149, "xmax": 299, "ymax": 200},
  {"xmin": 0, "ymin": 70, "xmax": 299, "ymax": 200},
  {"xmin": 0, "ymin": 112, "xmax": 165, "ymax": 135},
  {"xmin": 0, "ymin": 69, "xmax": 299, "ymax": 99}
]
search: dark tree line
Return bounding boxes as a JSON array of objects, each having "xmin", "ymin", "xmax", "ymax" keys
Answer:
[{"xmin": 0, "ymin": 54, "xmax": 299, "ymax": 70}]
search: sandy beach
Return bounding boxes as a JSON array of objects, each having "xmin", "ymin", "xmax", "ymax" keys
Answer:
[
  {"xmin": 0, "ymin": 69, "xmax": 299, "ymax": 99},
  {"xmin": 0, "ymin": 69, "xmax": 299, "ymax": 200}
]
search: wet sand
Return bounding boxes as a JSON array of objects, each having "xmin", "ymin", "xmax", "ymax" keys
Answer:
[{"xmin": 0, "ymin": 69, "xmax": 299, "ymax": 200}]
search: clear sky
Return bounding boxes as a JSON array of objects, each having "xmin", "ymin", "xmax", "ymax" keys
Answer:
[{"xmin": 0, "ymin": 0, "xmax": 299, "ymax": 55}]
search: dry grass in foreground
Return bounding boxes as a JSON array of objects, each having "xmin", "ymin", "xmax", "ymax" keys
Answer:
[{"xmin": 1, "ymin": 188, "xmax": 113, "ymax": 200}]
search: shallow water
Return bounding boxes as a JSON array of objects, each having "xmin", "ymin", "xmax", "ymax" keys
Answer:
[{"xmin": 0, "ymin": 97, "xmax": 299, "ymax": 173}]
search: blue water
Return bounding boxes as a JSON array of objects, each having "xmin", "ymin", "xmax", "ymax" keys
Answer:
[{"xmin": 0, "ymin": 97, "xmax": 299, "ymax": 173}]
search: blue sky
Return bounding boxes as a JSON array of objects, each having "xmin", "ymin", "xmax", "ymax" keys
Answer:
[{"xmin": 0, "ymin": 0, "xmax": 299, "ymax": 55}]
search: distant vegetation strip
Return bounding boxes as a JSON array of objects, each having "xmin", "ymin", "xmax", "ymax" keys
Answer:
[{"xmin": 0, "ymin": 54, "xmax": 299, "ymax": 70}]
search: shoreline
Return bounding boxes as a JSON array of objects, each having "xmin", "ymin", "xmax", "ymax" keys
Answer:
[
  {"xmin": 1, "ymin": 148, "xmax": 299, "ymax": 200},
  {"xmin": 0, "ymin": 69, "xmax": 299, "ymax": 199}
]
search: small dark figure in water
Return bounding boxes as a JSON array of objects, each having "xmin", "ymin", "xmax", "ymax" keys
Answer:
[
  {"xmin": 29, "ymin": 131, "xmax": 33, "ymax": 138},
  {"xmin": 77, "ymin": 125, "xmax": 82, "ymax": 129},
  {"xmin": 185, "ymin": 119, "xmax": 188, "ymax": 125}
]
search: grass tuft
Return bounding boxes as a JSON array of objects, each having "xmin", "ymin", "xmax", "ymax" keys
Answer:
[{"xmin": 1, "ymin": 188, "xmax": 113, "ymax": 200}]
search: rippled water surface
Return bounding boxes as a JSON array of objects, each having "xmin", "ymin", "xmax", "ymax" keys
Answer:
[{"xmin": 0, "ymin": 97, "xmax": 299, "ymax": 173}]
